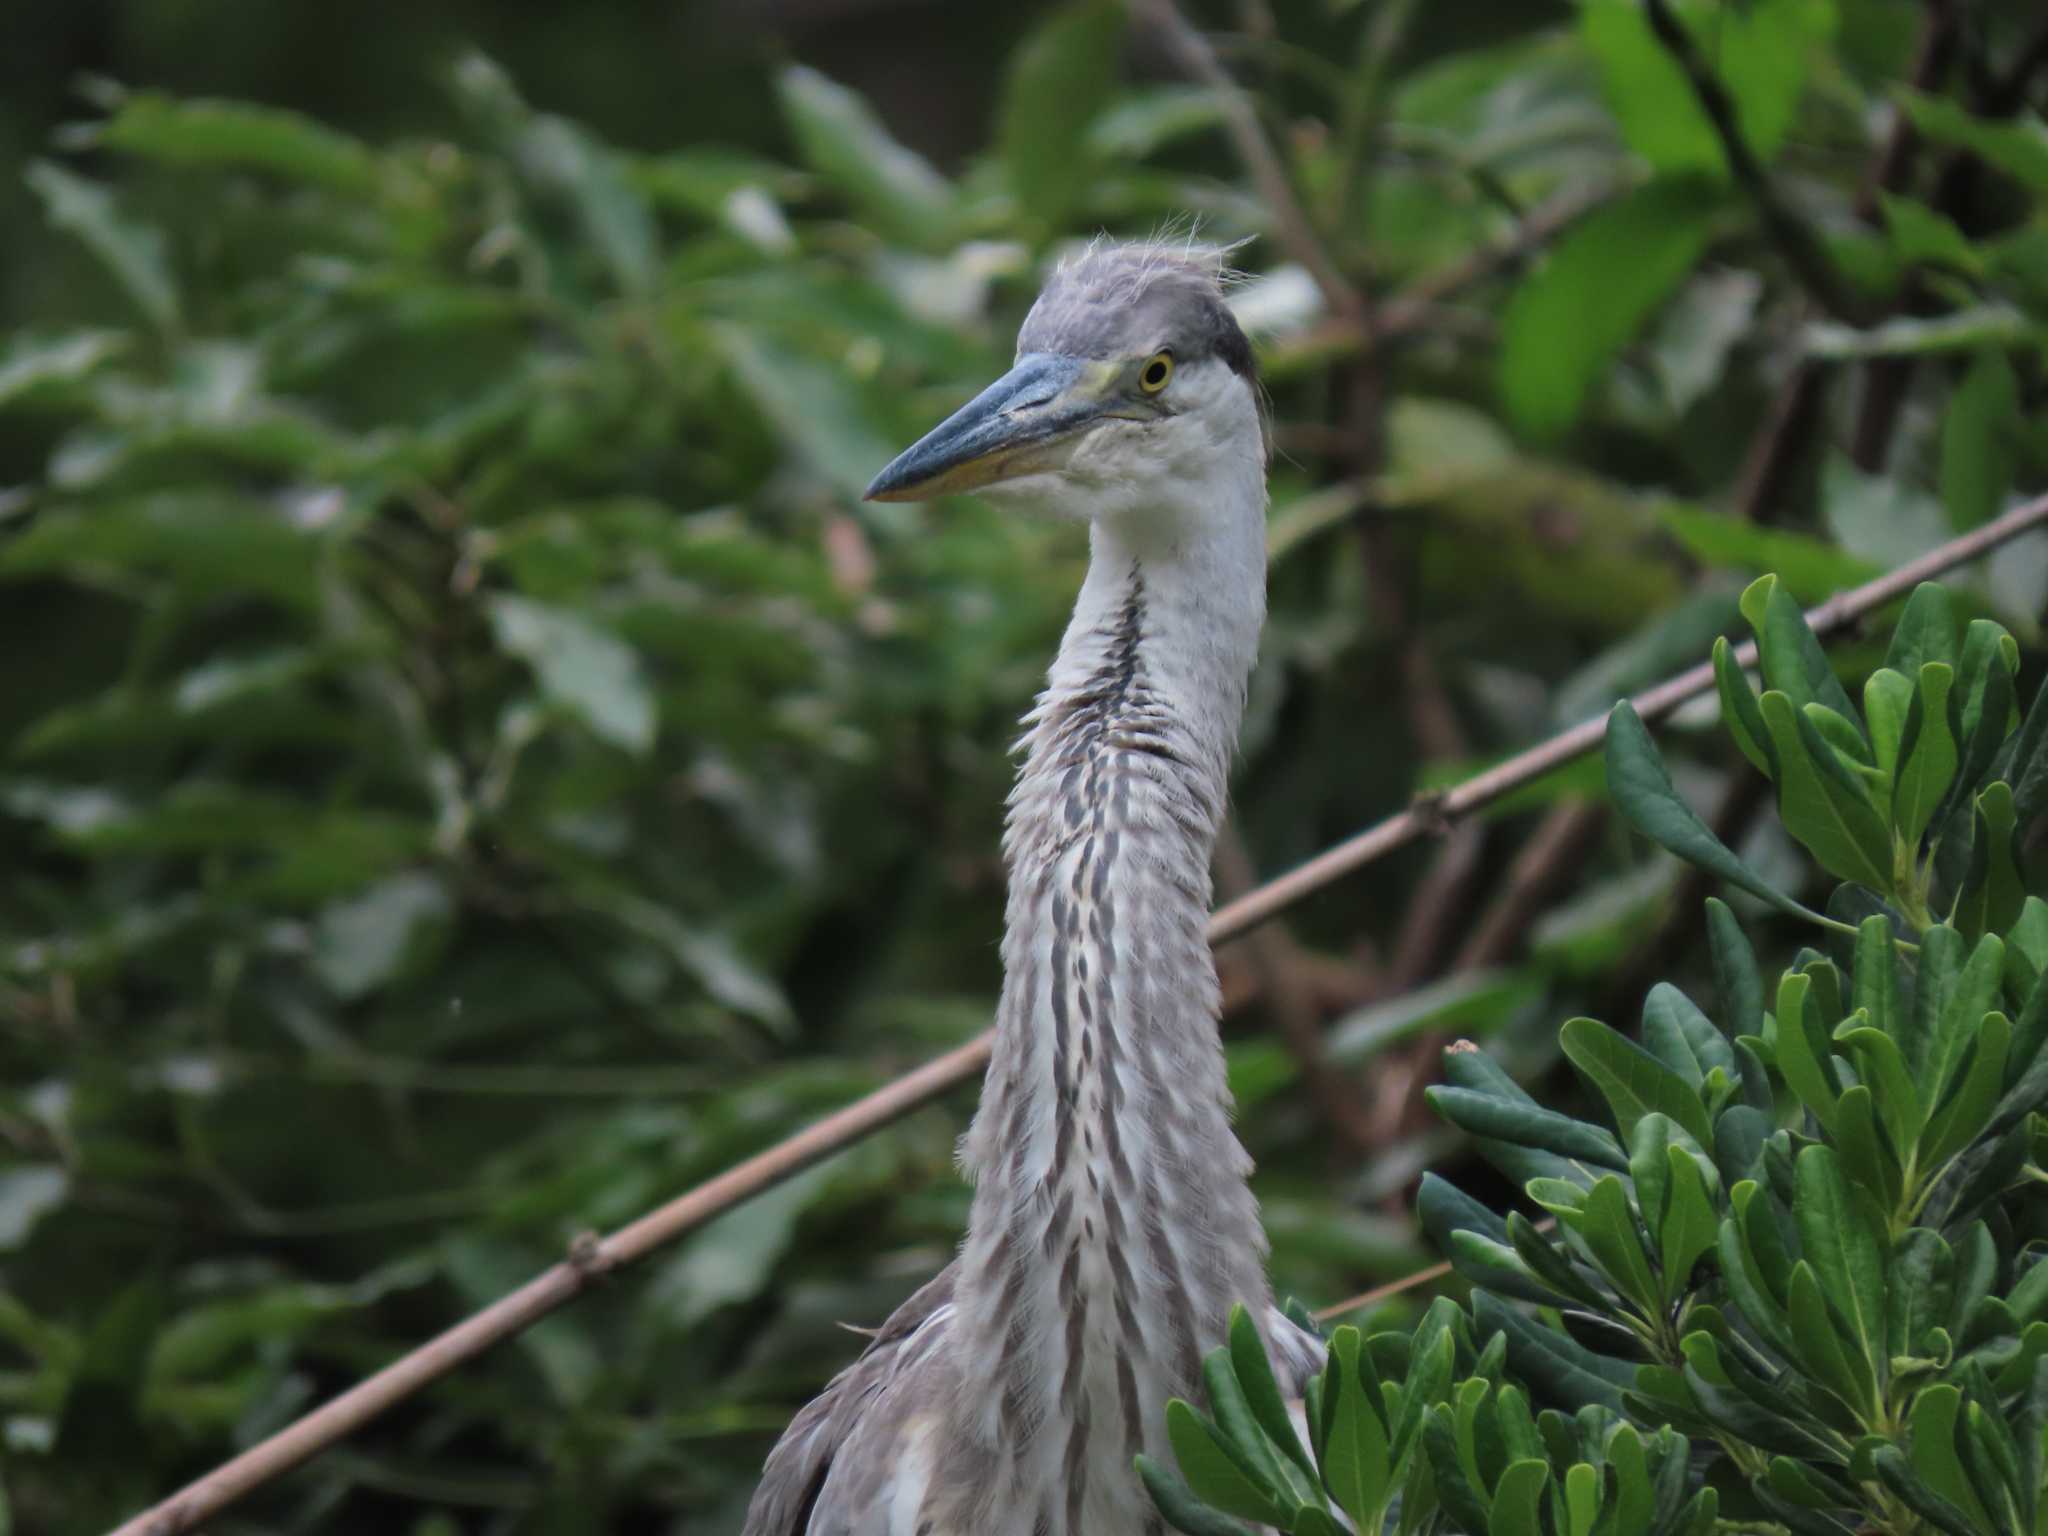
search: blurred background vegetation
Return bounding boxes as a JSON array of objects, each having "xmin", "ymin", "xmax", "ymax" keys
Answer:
[{"xmin": 2, "ymin": 0, "xmax": 2045, "ymax": 1531}]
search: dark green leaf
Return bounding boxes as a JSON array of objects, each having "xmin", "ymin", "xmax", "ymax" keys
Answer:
[
  {"xmin": 1489, "ymin": 1459, "xmax": 1551, "ymax": 1536},
  {"xmin": 1321, "ymin": 1328, "xmax": 1391, "ymax": 1530},
  {"xmin": 1139, "ymin": 1454, "xmax": 1260, "ymax": 1536},
  {"xmin": 1604, "ymin": 702, "xmax": 1828, "ymax": 925},
  {"xmin": 1897, "ymin": 89, "xmax": 2048, "ymax": 192},
  {"xmin": 99, "ymin": 92, "xmax": 380, "ymax": 193},
  {"xmin": 1229, "ymin": 1304, "xmax": 1317, "ymax": 1484},
  {"xmin": 1795, "ymin": 1146, "xmax": 1887, "ymax": 1392},
  {"xmin": 1561, "ymin": 1015, "xmax": 1715, "ymax": 1150},
  {"xmin": 1713, "ymin": 636, "xmax": 1777, "ymax": 778},
  {"xmin": 1426, "ymin": 1087, "xmax": 1629, "ymax": 1171},
  {"xmin": 1885, "ymin": 584, "xmax": 1960, "ymax": 677},
  {"xmin": 25, "ymin": 162, "xmax": 180, "ymax": 333},
  {"xmin": 775, "ymin": 65, "xmax": 956, "ymax": 247},
  {"xmin": 1500, "ymin": 177, "xmax": 1719, "ymax": 438},
  {"xmin": 997, "ymin": 3, "xmax": 1123, "ymax": 229},
  {"xmin": 1760, "ymin": 690, "xmax": 1893, "ymax": 891},
  {"xmin": 1940, "ymin": 350, "xmax": 2020, "ymax": 532},
  {"xmin": 1580, "ymin": 0, "xmax": 1831, "ymax": 176},
  {"xmin": 1167, "ymin": 1400, "xmax": 1285, "ymax": 1527}
]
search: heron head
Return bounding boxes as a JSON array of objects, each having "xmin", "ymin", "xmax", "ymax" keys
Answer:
[{"xmin": 864, "ymin": 243, "xmax": 1263, "ymax": 521}]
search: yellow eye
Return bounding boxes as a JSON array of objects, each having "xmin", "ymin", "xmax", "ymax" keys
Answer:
[{"xmin": 1138, "ymin": 351, "xmax": 1174, "ymax": 394}]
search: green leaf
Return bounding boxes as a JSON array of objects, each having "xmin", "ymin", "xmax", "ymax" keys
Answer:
[
  {"xmin": 488, "ymin": 595, "xmax": 657, "ymax": 755},
  {"xmin": 1203, "ymin": 1345, "xmax": 1302, "ymax": 1516},
  {"xmin": 1832, "ymin": 1082, "xmax": 1902, "ymax": 1209},
  {"xmin": 1607, "ymin": 1424, "xmax": 1653, "ymax": 1536},
  {"xmin": 1322, "ymin": 1328, "xmax": 1391, "ymax": 1530},
  {"xmin": 1604, "ymin": 702, "xmax": 1828, "ymax": 926},
  {"xmin": 997, "ymin": 2, "xmax": 1123, "ymax": 229},
  {"xmin": 25, "ymin": 162, "xmax": 180, "ymax": 334},
  {"xmin": 1954, "ymin": 782, "xmax": 2023, "ymax": 941},
  {"xmin": 1661, "ymin": 506, "xmax": 1878, "ymax": 598},
  {"xmin": 310, "ymin": 872, "xmax": 451, "ymax": 1001},
  {"xmin": 1922, "ymin": 1011, "xmax": 2011, "ymax": 1172},
  {"xmin": 1560, "ymin": 1175, "xmax": 1658, "ymax": 1314},
  {"xmin": 1659, "ymin": 1144, "xmax": 1720, "ymax": 1300},
  {"xmin": 1865, "ymin": 667, "xmax": 1915, "ymax": 787},
  {"xmin": 1706, "ymin": 898, "xmax": 1766, "ymax": 1041},
  {"xmin": 1718, "ymin": 1215, "xmax": 1797, "ymax": 1358},
  {"xmin": 1470, "ymin": 1292, "xmax": 1632, "ymax": 1414},
  {"xmin": 1425, "ymin": 1086, "xmax": 1629, "ymax": 1171},
  {"xmin": 1580, "ymin": 0, "xmax": 1833, "ymax": 177},
  {"xmin": 1489, "ymin": 1460, "xmax": 1550, "ymax": 1536},
  {"xmin": 1905, "ymin": 1387, "xmax": 1997, "ymax": 1533},
  {"xmin": 1713, "ymin": 636, "xmax": 1777, "ymax": 778},
  {"xmin": 1561, "ymin": 1016, "xmax": 1715, "ymax": 1151},
  {"xmin": 1894, "ymin": 663, "xmax": 1959, "ymax": 848},
  {"xmin": 1795, "ymin": 1145, "xmax": 1887, "ymax": 1393},
  {"xmin": 1941, "ymin": 623, "xmax": 2016, "ymax": 826},
  {"xmin": 1744, "ymin": 573, "xmax": 1858, "ymax": 721},
  {"xmin": 1229, "ymin": 1304, "xmax": 1317, "ymax": 1485},
  {"xmin": 1887, "ymin": 1229, "xmax": 1955, "ymax": 1363},
  {"xmin": 1139, "ymin": 1455, "xmax": 1260, "ymax": 1536},
  {"xmin": 1896, "ymin": 88, "xmax": 2048, "ymax": 193},
  {"xmin": 1771, "ymin": 971, "xmax": 1840, "ymax": 1131},
  {"xmin": 2007, "ymin": 672, "xmax": 2048, "ymax": 833},
  {"xmin": 1940, "ymin": 350, "xmax": 2020, "ymax": 531},
  {"xmin": 98, "ymin": 92, "xmax": 380, "ymax": 194},
  {"xmin": 1885, "ymin": 584, "xmax": 1959, "ymax": 677},
  {"xmin": 1642, "ymin": 981, "xmax": 1732, "ymax": 1084},
  {"xmin": 1167, "ymin": 1400, "xmax": 1285, "ymax": 1527},
  {"xmin": 1499, "ymin": 177, "xmax": 1719, "ymax": 438},
  {"xmin": 1880, "ymin": 194, "xmax": 1982, "ymax": 274},
  {"xmin": 1786, "ymin": 1259, "xmax": 1874, "ymax": 1413},
  {"xmin": 1835, "ymin": 1018, "xmax": 1922, "ymax": 1152},
  {"xmin": 1925, "ymin": 933, "xmax": 2005, "ymax": 1102},
  {"xmin": 775, "ymin": 65, "xmax": 956, "ymax": 247},
  {"xmin": 1421, "ymin": 1406, "xmax": 1491, "ymax": 1534},
  {"xmin": 1758, "ymin": 690, "xmax": 1893, "ymax": 890}
]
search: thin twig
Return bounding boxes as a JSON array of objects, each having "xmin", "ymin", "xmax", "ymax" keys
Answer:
[
  {"xmin": 1734, "ymin": 358, "xmax": 1828, "ymax": 523},
  {"xmin": 107, "ymin": 491, "xmax": 2048, "ymax": 1536},
  {"xmin": 1379, "ymin": 178, "xmax": 1621, "ymax": 336},
  {"xmin": 1641, "ymin": 0, "xmax": 1873, "ymax": 324},
  {"xmin": 1136, "ymin": 0, "xmax": 1366, "ymax": 328},
  {"xmin": 1313, "ymin": 1216, "xmax": 1561, "ymax": 1322}
]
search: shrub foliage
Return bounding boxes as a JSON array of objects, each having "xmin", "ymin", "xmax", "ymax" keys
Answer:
[{"xmin": 1152, "ymin": 587, "xmax": 2048, "ymax": 1535}]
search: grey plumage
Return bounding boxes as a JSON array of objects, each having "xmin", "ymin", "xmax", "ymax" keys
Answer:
[{"xmin": 745, "ymin": 243, "xmax": 1312, "ymax": 1536}]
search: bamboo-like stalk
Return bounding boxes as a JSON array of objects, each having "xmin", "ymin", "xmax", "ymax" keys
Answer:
[{"xmin": 108, "ymin": 491, "xmax": 2048, "ymax": 1536}]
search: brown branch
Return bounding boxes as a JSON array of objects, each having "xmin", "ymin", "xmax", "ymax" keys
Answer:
[
  {"xmin": 1641, "ymin": 0, "xmax": 1873, "ymax": 325},
  {"xmin": 1371, "ymin": 799, "xmax": 1607, "ymax": 1151},
  {"xmin": 108, "ymin": 491, "xmax": 2048, "ymax": 1536},
  {"xmin": 1733, "ymin": 358, "xmax": 1829, "ymax": 523},
  {"xmin": 1450, "ymin": 800, "xmax": 1608, "ymax": 974}
]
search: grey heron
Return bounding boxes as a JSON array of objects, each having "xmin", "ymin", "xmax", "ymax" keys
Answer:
[{"xmin": 744, "ymin": 242, "xmax": 1322, "ymax": 1536}]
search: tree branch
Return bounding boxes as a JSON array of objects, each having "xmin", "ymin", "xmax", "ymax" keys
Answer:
[
  {"xmin": 1135, "ymin": 0, "xmax": 1367, "ymax": 329},
  {"xmin": 110, "ymin": 493, "xmax": 2048, "ymax": 1536}
]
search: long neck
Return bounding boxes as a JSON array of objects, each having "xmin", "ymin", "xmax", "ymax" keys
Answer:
[{"xmin": 950, "ymin": 504, "xmax": 1269, "ymax": 1484}]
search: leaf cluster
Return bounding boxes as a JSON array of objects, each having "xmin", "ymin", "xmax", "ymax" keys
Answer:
[{"xmin": 1156, "ymin": 585, "xmax": 2048, "ymax": 1535}]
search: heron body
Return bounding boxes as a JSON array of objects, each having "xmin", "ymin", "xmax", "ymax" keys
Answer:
[{"xmin": 743, "ymin": 244, "xmax": 1319, "ymax": 1536}]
